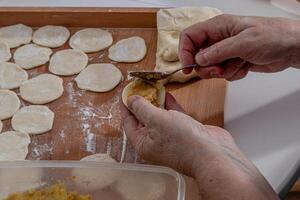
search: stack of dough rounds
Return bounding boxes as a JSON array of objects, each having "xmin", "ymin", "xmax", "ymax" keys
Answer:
[
  {"xmin": 33, "ymin": 25, "xmax": 70, "ymax": 48},
  {"xmin": 69, "ymin": 28, "xmax": 113, "ymax": 53},
  {"xmin": 0, "ymin": 90, "xmax": 20, "ymax": 120},
  {"xmin": 20, "ymin": 74, "xmax": 64, "ymax": 104},
  {"xmin": 12, "ymin": 105, "xmax": 54, "ymax": 135},
  {"xmin": 0, "ymin": 131, "xmax": 31, "ymax": 161},
  {"xmin": 0, "ymin": 24, "xmax": 32, "ymax": 48},
  {"xmin": 0, "ymin": 62, "xmax": 28, "ymax": 89},
  {"xmin": 75, "ymin": 63, "xmax": 122, "ymax": 92},
  {"xmin": 14, "ymin": 44, "xmax": 52, "ymax": 69},
  {"xmin": 0, "ymin": 43, "xmax": 11, "ymax": 62},
  {"xmin": 108, "ymin": 36, "xmax": 147, "ymax": 62},
  {"xmin": 49, "ymin": 49, "xmax": 88, "ymax": 76}
]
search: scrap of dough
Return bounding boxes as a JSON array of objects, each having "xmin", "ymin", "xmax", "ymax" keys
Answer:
[
  {"xmin": 0, "ymin": 131, "xmax": 31, "ymax": 161},
  {"xmin": 0, "ymin": 24, "xmax": 32, "ymax": 48},
  {"xmin": 75, "ymin": 63, "xmax": 122, "ymax": 92},
  {"xmin": 108, "ymin": 36, "xmax": 147, "ymax": 62},
  {"xmin": 116, "ymin": 173, "xmax": 167, "ymax": 200},
  {"xmin": 0, "ymin": 62, "xmax": 28, "ymax": 89},
  {"xmin": 14, "ymin": 44, "xmax": 52, "ymax": 69},
  {"xmin": 20, "ymin": 73, "xmax": 64, "ymax": 104},
  {"xmin": 69, "ymin": 28, "xmax": 113, "ymax": 53},
  {"xmin": 0, "ymin": 43, "xmax": 11, "ymax": 62},
  {"xmin": 12, "ymin": 105, "xmax": 54, "ymax": 135},
  {"xmin": 0, "ymin": 90, "xmax": 20, "ymax": 120},
  {"xmin": 73, "ymin": 153, "xmax": 121, "ymax": 190},
  {"xmin": 49, "ymin": 49, "xmax": 88, "ymax": 76},
  {"xmin": 155, "ymin": 7, "xmax": 222, "ymax": 83},
  {"xmin": 33, "ymin": 25, "xmax": 70, "ymax": 48}
]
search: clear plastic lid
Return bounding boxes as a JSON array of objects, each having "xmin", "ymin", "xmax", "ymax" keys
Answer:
[{"xmin": 0, "ymin": 161, "xmax": 185, "ymax": 200}]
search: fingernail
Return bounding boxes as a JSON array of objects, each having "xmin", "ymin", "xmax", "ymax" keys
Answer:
[
  {"xmin": 196, "ymin": 53, "xmax": 209, "ymax": 66},
  {"xmin": 127, "ymin": 95, "xmax": 141, "ymax": 110}
]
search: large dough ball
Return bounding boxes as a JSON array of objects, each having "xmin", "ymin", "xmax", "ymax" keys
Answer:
[
  {"xmin": 0, "ymin": 90, "xmax": 20, "ymax": 120},
  {"xmin": 0, "ymin": 24, "xmax": 32, "ymax": 48},
  {"xmin": 0, "ymin": 62, "xmax": 28, "ymax": 89},
  {"xmin": 69, "ymin": 28, "xmax": 113, "ymax": 53},
  {"xmin": 0, "ymin": 42, "xmax": 11, "ymax": 62},
  {"xmin": 75, "ymin": 63, "xmax": 122, "ymax": 92},
  {"xmin": 20, "ymin": 73, "xmax": 64, "ymax": 104},
  {"xmin": 108, "ymin": 36, "xmax": 147, "ymax": 62},
  {"xmin": 33, "ymin": 25, "xmax": 70, "ymax": 48}
]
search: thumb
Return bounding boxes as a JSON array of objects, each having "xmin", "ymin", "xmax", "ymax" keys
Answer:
[
  {"xmin": 127, "ymin": 95, "xmax": 164, "ymax": 126},
  {"xmin": 195, "ymin": 35, "xmax": 244, "ymax": 66}
]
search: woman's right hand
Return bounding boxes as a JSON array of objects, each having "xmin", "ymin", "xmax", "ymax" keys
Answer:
[{"xmin": 179, "ymin": 14, "xmax": 300, "ymax": 81}]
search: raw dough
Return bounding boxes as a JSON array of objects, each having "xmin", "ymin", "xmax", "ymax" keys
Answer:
[
  {"xmin": 0, "ymin": 131, "xmax": 31, "ymax": 161},
  {"xmin": 0, "ymin": 121, "xmax": 2, "ymax": 132},
  {"xmin": 73, "ymin": 153, "xmax": 121, "ymax": 190},
  {"xmin": 116, "ymin": 173, "xmax": 167, "ymax": 200},
  {"xmin": 75, "ymin": 63, "xmax": 122, "ymax": 92},
  {"xmin": 49, "ymin": 49, "xmax": 88, "ymax": 76},
  {"xmin": 69, "ymin": 28, "xmax": 113, "ymax": 53},
  {"xmin": 14, "ymin": 44, "xmax": 52, "ymax": 69},
  {"xmin": 0, "ymin": 90, "xmax": 20, "ymax": 120},
  {"xmin": 0, "ymin": 43, "xmax": 11, "ymax": 62},
  {"xmin": 33, "ymin": 25, "xmax": 70, "ymax": 48},
  {"xmin": 156, "ymin": 7, "xmax": 222, "ymax": 82},
  {"xmin": 108, "ymin": 36, "xmax": 147, "ymax": 62},
  {"xmin": 0, "ymin": 62, "xmax": 28, "ymax": 89},
  {"xmin": 122, "ymin": 79, "xmax": 165, "ymax": 108},
  {"xmin": 12, "ymin": 105, "xmax": 54, "ymax": 135},
  {"xmin": 20, "ymin": 73, "xmax": 64, "ymax": 104},
  {"xmin": 0, "ymin": 24, "xmax": 32, "ymax": 48}
]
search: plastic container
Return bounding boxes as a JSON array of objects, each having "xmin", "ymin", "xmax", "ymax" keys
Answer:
[{"xmin": 0, "ymin": 161, "xmax": 185, "ymax": 200}]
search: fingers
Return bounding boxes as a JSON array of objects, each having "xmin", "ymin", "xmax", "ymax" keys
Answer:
[
  {"xmin": 165, "ymin": 92, "xmax": 185, "ymax": 113},
  {"xmin": 127, "ymin": 95, "xmax": 164, "ymax": 126},
  {"xmin": 194, "ymin": 65, "xmax": 224, "ymax": 78}
]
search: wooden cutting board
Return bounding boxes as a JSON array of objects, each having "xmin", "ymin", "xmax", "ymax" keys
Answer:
[{"xmin": 0, "ymin": 7, "xmax": 226, "ymax": 163}]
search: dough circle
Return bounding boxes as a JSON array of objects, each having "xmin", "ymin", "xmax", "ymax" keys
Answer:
[
  {"xmin": 73, "ymin": 153, "xmax": 120, "ymax": 190},
  {"xmin": 20, "ymin": 73, "xmax": 64, "ymax": 104},
  {"xmin": 75, "ymin": 63, "xmax": 122, "ymax": 92},
  {"xmin": 0, "ymin": 131, "xmax": 31, "ymax": 161},
  {"xmin": 69, "ymin": 28, "xmax": 113, "ymax": 53},
  {"xmin": 122, "ymin": 80, "xmax": 165, "ymax": 108},
  {"xmin": 0, "ymin": 24, "xmax": 32, "ymax": 48},
  {"xmin": 0, "ymin": 43, "xmax": 11, "ymax": 62},
  {"xmin": 108, "ymin": 36, "xmax": 147, "ymax": 62},
  {"xmin": 33, "ymin": 25, "xmax": 70, "ymax": 48},
  {"xmin": 0, "ymin": 62, "xmax": 28, "ymax": 89},
  {"xmin": 49, "ymin": 49, "xmax": 88, "ymax": 76},
  {"xmin": 12, "ymin": 105, "xmax": 54, "ymax": 135},
  {"xmin": 116, "ymin": 173, "xmax": 167, "ymax": 200},
  {"xmin": 0, "ymin": 90, "xmax": 20, "ymax": 120},
  {"xmin": 14, "ymin": 44, "xmax": 52, "ymax": 69}
]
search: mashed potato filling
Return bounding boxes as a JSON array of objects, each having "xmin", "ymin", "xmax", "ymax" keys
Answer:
[
  {"xmin": 5, "ymin": 183, "xmax": 91, "ymax": 200},
  {"xmin": 127, "ymin": 79, "xmax": 161, "ymax": 107}
]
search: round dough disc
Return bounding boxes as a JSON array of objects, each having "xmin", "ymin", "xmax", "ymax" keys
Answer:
[
  {"xmin": 0, "ymin": 90, "xmax": 20, "ymax": 120},
  {"xmin": 33, "ymin": 25, "xmax": 70, "ymax": 48},
  {"xmin": 0, "ymin": 62, "xmax": 28, "ymax": 89},
  {"xmin": 20, "ymin": 73, "xmax": 64, "ymax": 104},
  {"xmin": 0, "ymin": 43, "xmax": 11, "ymax": 62},
  {"xmin": 108, "ymin": 36, "xmax": 147, "ymax": 62},
  {"xmin": 49, "ymin": 49, "xmax": 88, "ymax": 76},
  {"xmin": 0, "ymin": 24, "xmax": 32, "ymax": 48},
  {"xmin": 69, "ymin": 28, "xmax": 113, "ymax": 53},
  {"xmin": 14, "ymin": 44, "xmax": 52, "ymax": 69},
  {"xmin": 73, "ymin": 153, "xmax": 120, "ymax": 190},
  {"xmin": 75, "ymin": 63, "xmax": 122, "ymax": 92},
  {"xmin": 12, "ymin": 105, "xmax": 54, "ymax": 135},
  {"xmin": 0, "ymin": 131, "xmax": 31, "ymax": 161},
  {"xmin": 122, "ymin": 80, "xmax": 165, "ymax": 108}
]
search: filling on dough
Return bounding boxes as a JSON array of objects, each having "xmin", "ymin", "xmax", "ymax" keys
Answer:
[
  {"xmin": 127, "ymin": 79, "xmax": 161, "ymax": 107},
  {"xmin": 4, "ymin": 183, "xmax": 91, "ymax": 200}
]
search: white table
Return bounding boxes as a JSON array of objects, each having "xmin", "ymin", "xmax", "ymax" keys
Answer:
[{"xmin": 1, "ymin": 0, "xmax": 299, "ymax": 195}]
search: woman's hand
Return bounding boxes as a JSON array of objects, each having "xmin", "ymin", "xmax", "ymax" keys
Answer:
[
  {"xmin": 121, "ymin": 93, "xmax": 279, "ymax": 200},
  {"xmin": 179, "ymin": 14, "xmax": 300, "ymax": 81}
]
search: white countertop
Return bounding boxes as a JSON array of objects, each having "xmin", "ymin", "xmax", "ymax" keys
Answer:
[{"xmin": 2, "ymin": 0, "xmax": 300, "ymax": 193}]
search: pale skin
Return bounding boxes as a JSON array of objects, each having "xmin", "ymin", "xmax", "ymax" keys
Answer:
[{"xmin": 122, "ymin": 15, "xmax": 300, "ymax": 199}]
